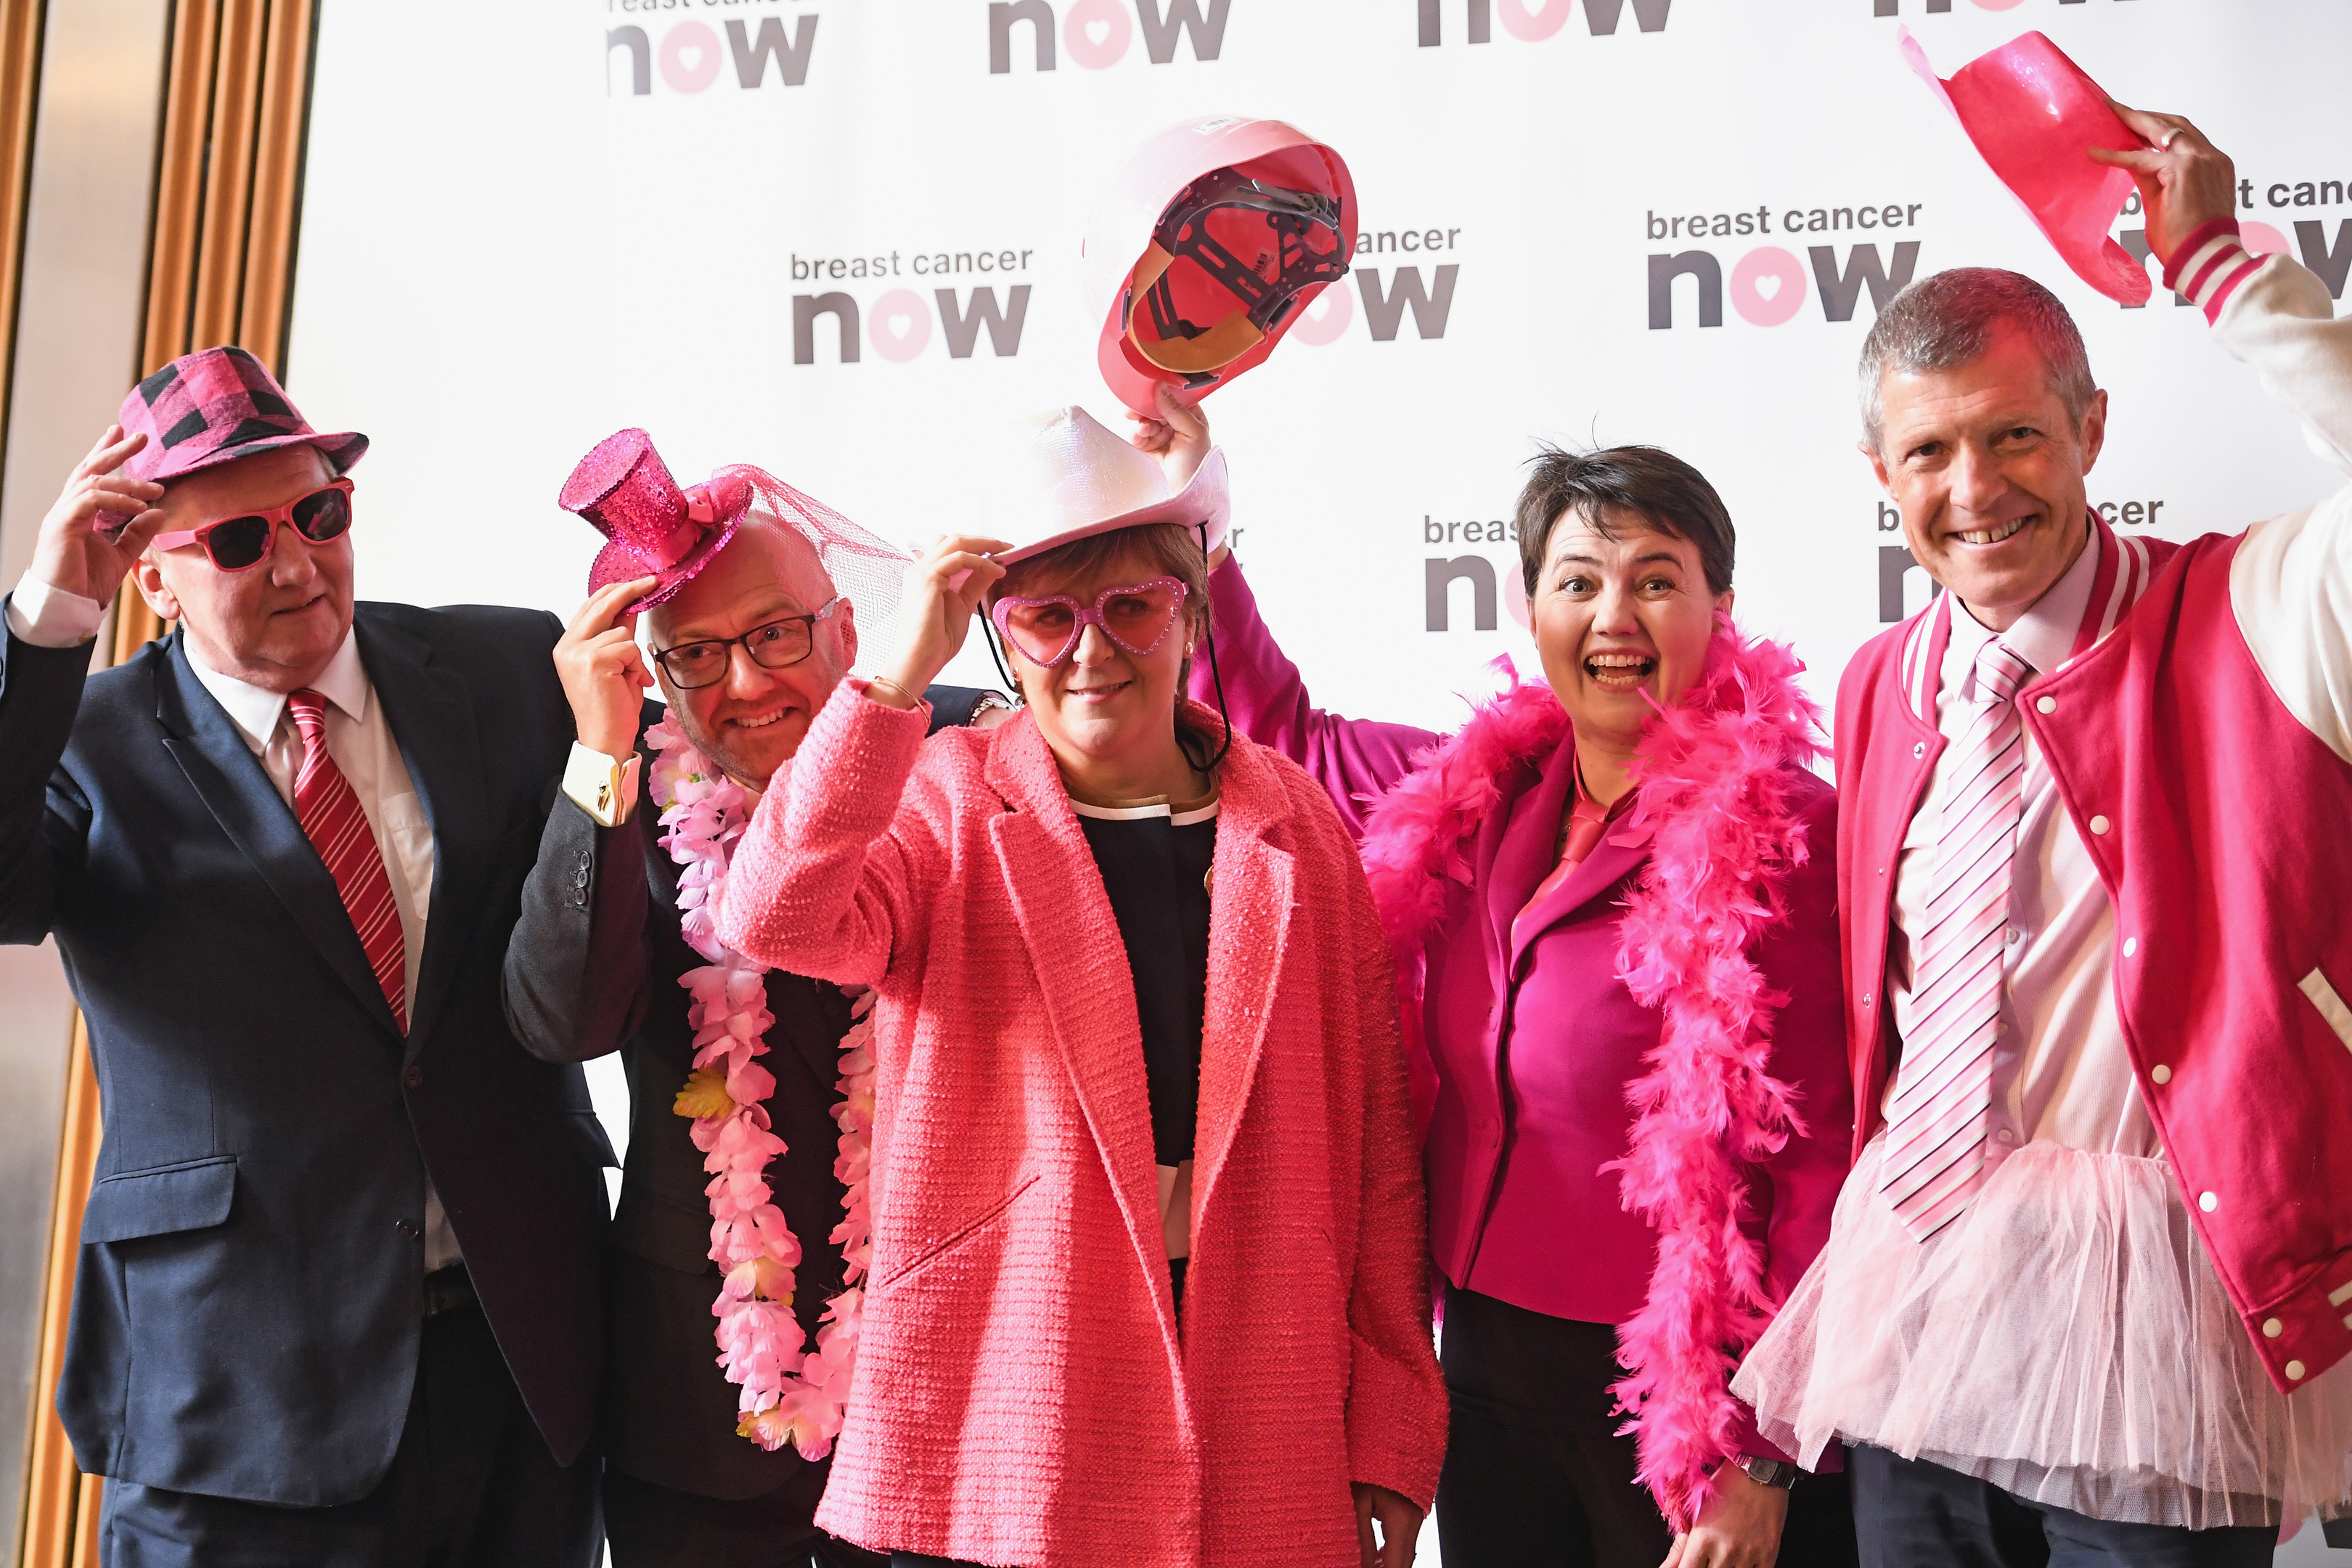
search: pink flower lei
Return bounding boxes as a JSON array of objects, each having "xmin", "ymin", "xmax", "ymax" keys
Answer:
[{"xmin": 647, "ymin": 714, "xmax": 875, "ymax": 1459}]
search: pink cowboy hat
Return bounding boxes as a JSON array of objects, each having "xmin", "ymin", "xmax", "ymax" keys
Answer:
[
  {"xmin": 1083, "ymin": 115, "xmax": 1357, "ymax": 417},
  {"xmin": 1902, "ymin": 28, "xmax": 2153, "ymax": 305}
]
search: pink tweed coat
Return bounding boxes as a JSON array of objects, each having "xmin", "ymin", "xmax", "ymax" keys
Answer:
[{"xmin": 714, "ymin": 686, "xmax": 1447, "ymax": 1568}]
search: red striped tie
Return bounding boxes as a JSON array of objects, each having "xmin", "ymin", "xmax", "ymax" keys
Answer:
[
  {"xmin": 1877, "ymin": 639, "xmax": 2031, "ymax": 1241},
  {"xmin": 288, "ymin": 690, "xmax": 408, "ymax": 1032}
]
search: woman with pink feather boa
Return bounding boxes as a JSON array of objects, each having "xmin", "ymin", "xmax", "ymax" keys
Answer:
[{"xmin": 1143, "ymin": 391, "xmax": 1859, "ymax": 1568}]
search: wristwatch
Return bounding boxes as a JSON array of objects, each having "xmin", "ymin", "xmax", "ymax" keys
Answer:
[{"xmin": 1733, "ymin": 1453, "xmax": 1800, "ymax": 1490}]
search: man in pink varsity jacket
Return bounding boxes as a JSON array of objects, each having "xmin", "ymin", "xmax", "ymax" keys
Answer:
[{"xmin": 1733, "ymin": 102, "xmax": 2352, "ymax": 1567}]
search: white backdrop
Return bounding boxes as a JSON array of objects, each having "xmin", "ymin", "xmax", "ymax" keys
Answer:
[{"xmin": 287, "ymin": 1, "xmax": 2351, "ymax": 1553}]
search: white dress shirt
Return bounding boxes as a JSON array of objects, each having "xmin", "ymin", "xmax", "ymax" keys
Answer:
[
  {"xmin": 7, "ymin": 569, "xmax": 460, "ymax": 1269},
  {"xmin": 1885, "ymin": 528, "xmax": 2158, "ymax": 1161}
]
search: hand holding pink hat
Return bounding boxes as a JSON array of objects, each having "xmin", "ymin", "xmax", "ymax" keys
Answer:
[{"xmin": 1900, "ymin": 28, "xmax": 2154, "ymax": 305}]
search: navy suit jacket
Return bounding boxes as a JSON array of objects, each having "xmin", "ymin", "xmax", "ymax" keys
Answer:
[
  {"xmin": 502, "ymin": 689, "xmax": 989, "ymax": 1502},
  {"xmin": 0, "ymin": 601, "xmax": 613, "ymax": 1506}
]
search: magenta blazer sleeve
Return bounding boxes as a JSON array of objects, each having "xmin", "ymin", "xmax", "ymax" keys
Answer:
[
  {"xmin": 1727, "ymin": 777, "xmax": 1853, "ymax": 1466},
  {"xmin": 713, "ymin": 682, "xmax": 932, "ymax": 987},
  {"xmin": 1189, "ymin": 557, "xmax": 1442, "ymax": 839}
]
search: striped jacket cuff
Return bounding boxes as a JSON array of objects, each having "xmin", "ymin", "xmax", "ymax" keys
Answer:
[{"xmin": 2162, "ymin": 218, "xmax": 2267, "ymax": 325}]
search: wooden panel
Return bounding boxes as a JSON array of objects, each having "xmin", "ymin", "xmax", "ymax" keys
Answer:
[
  {"xmin": 141, "ymin": 0, "xmax": 221, "ymax": 377},
  {"xmin": 0, "ymin": 0, "xmax": 44, "ymax": 462},
  {"xmin": 237, "ymin": 0, "xmax": 311, "ymax": 369},
  {"xmin": 188, "ymin": 0, "xmax": 261, "ymax": 354},
  {"xmin": 20, "ymin": 1018, "xmax": 102, "ymax": 1568}
]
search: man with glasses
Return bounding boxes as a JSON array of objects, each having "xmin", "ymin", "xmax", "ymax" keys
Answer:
[
  {"xmin": 0, "ymin": 346, "xmax": 608, "ymax": 1564},
  {"xmin": 504, "ymin": 431, "xmax": 1000, "ymax": 1568}
]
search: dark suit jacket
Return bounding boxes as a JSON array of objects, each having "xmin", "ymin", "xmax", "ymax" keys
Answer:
[
  {"xmin": 502, "ymin": 687, "xmax": 989, "ymax": 1502},
  {"xmin": 0, "ymin": 601, "xmax": 613, "ymax": 1506}
]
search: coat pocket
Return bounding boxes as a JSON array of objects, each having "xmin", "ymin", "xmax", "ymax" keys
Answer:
[
  {"xmin": 81, "ymin": 1155, "xmax": 237, "ymax": 1244},
  {"xmin": 873, "ymin": 1173, "xmax": 1041, "ymax": 1294}
]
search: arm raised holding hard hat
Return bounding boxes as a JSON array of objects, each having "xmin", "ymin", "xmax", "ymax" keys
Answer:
[{"xmin": 1733, "ymin": 77, "xmax": 2352, "ymax": 1560}]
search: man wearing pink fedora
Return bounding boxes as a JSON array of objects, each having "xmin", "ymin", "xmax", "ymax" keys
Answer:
[
  {"xmin": 0, "ymin": 346, "xmax": 608, "ymax": 1564},
  {"xmin": 502, "ymin": 429, "xmax": 1002, "ymax": 1568}
]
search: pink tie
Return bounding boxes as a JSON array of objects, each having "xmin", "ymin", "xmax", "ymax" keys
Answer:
[
  {"xmin": 1877, "ymin": 639, "xmax": 2031, "ymax": 1241},
  {"xmin": 288, "ymin": 690, "xmax": 409, "ymax": 1033}
]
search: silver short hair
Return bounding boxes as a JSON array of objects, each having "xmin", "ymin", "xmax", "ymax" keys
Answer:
[{"xmin": 1859, "ymin": 268, "xmax": 2096, "ymax": 454}]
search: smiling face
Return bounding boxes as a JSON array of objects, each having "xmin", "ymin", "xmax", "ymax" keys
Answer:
[
  {"xmin": 134, "ymin": 444, "xmax": 351, "ymax": 692},
  {"xmin": 997, "ymin": 535, "xmax": 1203, "ymax": 799},
  {"xmin": 1530, "ymin": 507, "xmax": 1731, "ymax": 754},
  {"xmin": 648, "ymin": 520, "xmax": 856, "ymax": 788},
  {"xmin": 1869, "ymin": 323, "xmax": 2105, "ymax": 630}
]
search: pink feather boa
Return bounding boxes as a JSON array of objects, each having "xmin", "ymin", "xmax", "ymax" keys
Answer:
[{"xmin": 1358, "ymin": 619, "xmax": 1825, "ymax": 1530}]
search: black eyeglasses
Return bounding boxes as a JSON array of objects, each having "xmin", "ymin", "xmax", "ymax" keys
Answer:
[{"xmin": 652, "ymin": 597, "xmax": 844, "ymax": 690}]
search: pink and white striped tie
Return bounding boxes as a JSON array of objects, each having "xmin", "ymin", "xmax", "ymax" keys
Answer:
[
  {"xmin": 1877, "ymin": 639, "xmax": 2032, "ymax": 1241},
  {"xmin": 289, "ymin": 690, "xmax": 409, "ymax": 1033}
]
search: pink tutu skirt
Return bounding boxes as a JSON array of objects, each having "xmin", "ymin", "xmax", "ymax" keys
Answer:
[{"xmin": 1734, "ymin": 1136, "xmax": 2352, "ymax": 1528}]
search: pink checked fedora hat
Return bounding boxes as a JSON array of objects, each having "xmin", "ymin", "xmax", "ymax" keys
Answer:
[
  {"xmin": 984, "ymin": 405, "xmax": 1230, "ymax": 565},
  {"xmin": 1902, "ymin": 28, "xmax": 2152, "ymax": 305},
  {"xmin": 117, "ymin": 346, "xmax": 367, "ymax": 486},
  {"xmin": 1082, "ymin": 115, "xmax": 1356, "ymax": 417}
]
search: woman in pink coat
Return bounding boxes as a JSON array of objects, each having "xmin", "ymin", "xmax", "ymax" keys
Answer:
[
  {"xmin": 711, "ymin": 407, "xmax": 1447, "ymax": 1568},
  {"xmin": 1137, "ymin": 393, "xmax": 1857, "ymax": 1568}
]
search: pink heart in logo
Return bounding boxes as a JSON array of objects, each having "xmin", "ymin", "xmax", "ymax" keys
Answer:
[
  {"xmin": 1289, "ymin": 281, "xmax": 1355, "ymax": 346},
  {"xmin": 1063, "ymin": 0, "xmax": 1130, "ymax": 69},
  {"xmin": 1731, "ymin": 246, "xmax": 1806, "ymax": 327},
  {"xmin": 867, "ymin": 289, "xmax": 932, "ymax": 364}
]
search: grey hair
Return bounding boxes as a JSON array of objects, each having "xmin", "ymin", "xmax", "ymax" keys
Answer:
[{"xmin": 1858, "ymin": 267, "xmax": 2096, "ymax": 453}]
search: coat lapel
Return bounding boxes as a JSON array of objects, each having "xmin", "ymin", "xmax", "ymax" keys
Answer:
[
  {"xmin": 984, "ymin": 720, "xmax": 1169, "ymax": 1307},
  {"xmin": 154, "ymin": 634, "xmax": 404, "ymax": 1042},
  {"xmin": 358, "ymin": 609, "xmax": 489, "ymax": 1052},
  {"xmin": 1188, "ymin": 736, "xmax": 1294, "ymax": 1233},
  {"xmin": 1481, "ymin": 732, "xmax": 1578, "ymax": 964}
]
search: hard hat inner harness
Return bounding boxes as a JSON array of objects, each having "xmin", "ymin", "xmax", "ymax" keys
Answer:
[{"xmin": 1123, "ymin": 169, "xmax": 1348, "ymax": 383}]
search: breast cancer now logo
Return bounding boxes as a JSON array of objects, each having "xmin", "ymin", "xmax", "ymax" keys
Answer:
[
  {"xmin": 793, "ymin": 284, "xmax": 1031, "ymax": 364},
  {"xmin": 1417, "ymin": 0, "xmax": 1670, "ymax": 46},
  {"xmin": 988, "ymin": 0, "xmax": 1230, "ymax": 72},
  {"xmin": 605, "ymin": 15, "xmax": 814, "ymax": 95}
]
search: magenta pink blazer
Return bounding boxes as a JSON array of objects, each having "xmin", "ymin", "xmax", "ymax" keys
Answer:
[
  {"xmin": 714, "ymin": 687, "xmax": 1447, "ymax": 1568},
  {"xmin": 1193, "ymin": 563, "xmax": 1853, "ymax": 1457}
]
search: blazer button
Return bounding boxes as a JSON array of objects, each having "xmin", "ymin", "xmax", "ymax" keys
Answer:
[
  {"xmin": 2198, "ymin": 1191, "xmax": 2218, "ymax": 1212},
  {"xmin": 2288, "ymin": 1360, "xmax": 2308, "ymax": 1381},
  {"xmin": 2263, "ymin": 1318, "xmax": 2284, "ymax": 1338},
  {"xmin": 2088, "ymin": 814, "xmax": 2112, "ymax": 836},
  {"xmin": 2035, "ymin": 695, "xmax": 2057, "ymax": 715},
  {"xmin": 2149, "ymin": 1064, "xmax": 2171, "ymax": 1085},
  {"xmin": 396, "ymin": 1218, "xmax": 421, "ymax": 1241},
  {"xmin": 404, "ymin": 1064, "xmax": 424, "ymax": 1090}
]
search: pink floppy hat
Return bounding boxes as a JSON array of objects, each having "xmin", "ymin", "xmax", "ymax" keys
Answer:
[
  {"xmin": 558, "ymin": 429, "xmax": 911, "ymax": 623},
  {"xmin": 1083, "ymin": 115, "xmax": 1357, "ymax": 417},
  {"xmin": 1901, "ymin": 28, "xmax": 2153, "ymax": 306},
  {"xmin": 97, "ymin": 348, "xmax": 365, "ymax": 533}
]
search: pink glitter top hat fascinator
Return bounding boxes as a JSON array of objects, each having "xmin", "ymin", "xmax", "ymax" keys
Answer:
[
  {"xmin": 1901, "ymin": 28, "xmax": 2152, "ymax": 305},
  {"xmin": 558, "ymin": 428, "xmax": 910, "ymax": 626},
  {"xmin": 1083, "ymin": 115, "xmax": 1356, "ymax": 417}
]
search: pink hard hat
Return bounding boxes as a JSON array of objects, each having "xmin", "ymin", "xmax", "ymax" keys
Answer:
[
  {"xmin": 1083, "ymin": 115, "xmax": 1357, "ymax": 417},
  {"xmin": 1901, "ymin": 28, "xmax": 2152, "ymax": 306}
]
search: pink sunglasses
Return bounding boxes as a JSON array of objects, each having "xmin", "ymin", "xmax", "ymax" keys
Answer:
[
  {"xmin": 149, "ymin": 479, "xmax": 355, "ymax": 571},
  {"xmin": 989, "ymin": 576, "xmax": 1190, "ymax": 669}
]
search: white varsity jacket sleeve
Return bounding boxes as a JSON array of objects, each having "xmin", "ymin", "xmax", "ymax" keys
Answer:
[{"xmin": 2202, "ymin": 237, "xmax": 2352, "ymax": 764}]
